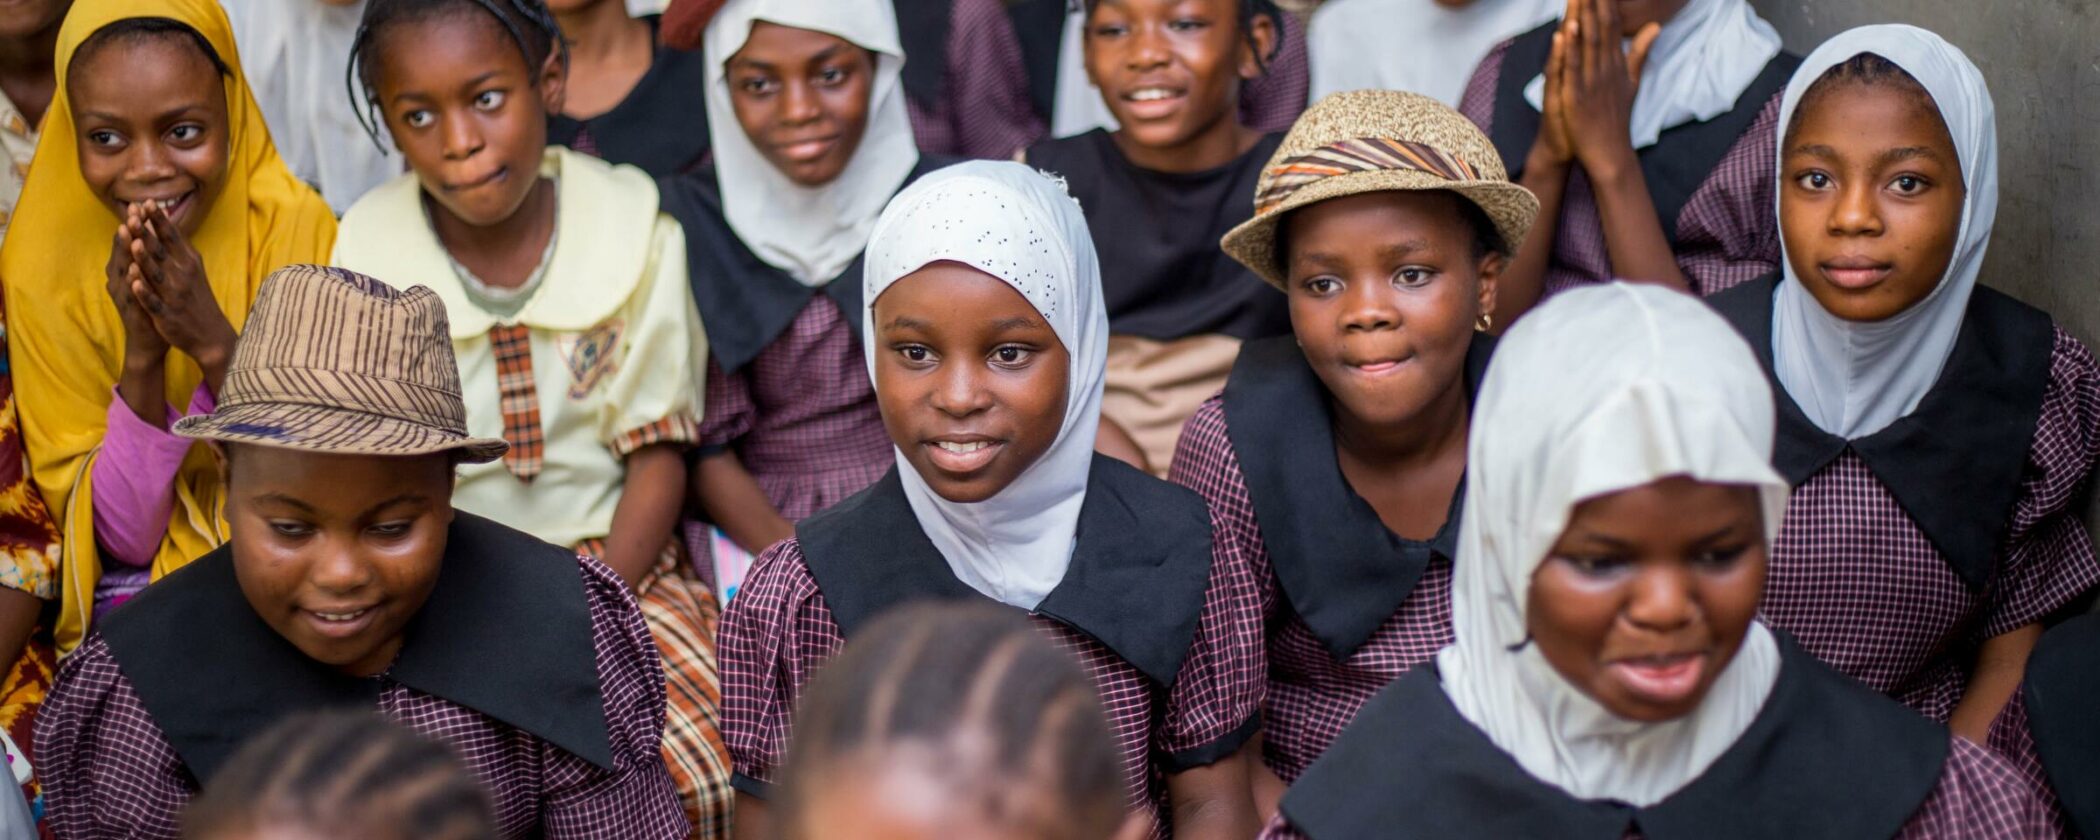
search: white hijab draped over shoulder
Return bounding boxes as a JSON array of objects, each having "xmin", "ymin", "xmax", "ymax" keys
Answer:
[
  {"xmin": 1524, "ymin": 0, "xmax": 1782, "ymax": 149},
  {"xmin": 1771, "ymin": 26, "xmax": 1997, "ymax": 439},
  {"xmin": 1438, "ymin": 283, "xmax": 1791, "ymax": 806},
  {"xmin": 862, "ymin": 161, "xmax": 1109, "ymax": 610},
  {"xmin": 702, "ymin": 0, "xmax": 920, "ymax": 286}
]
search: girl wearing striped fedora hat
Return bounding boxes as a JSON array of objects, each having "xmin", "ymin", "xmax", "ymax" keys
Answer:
[
  {"xmin": 35, "ymin": 265, "xmax": 689, "ymax": 838},
  {"xmin": 1170, "ymin": 88, "xmax": 1536, "ymax": 813}
]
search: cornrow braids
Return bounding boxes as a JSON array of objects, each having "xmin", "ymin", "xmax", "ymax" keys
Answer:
[
  {"xmin": 181, "ymin": 711, "xmax": 496, "ymax": 840},
  {"xmin": 1081, "ymin": 0, "xmax": 1281, "ymax": 77},
  {"xmin": 1786, "ymin": 52, "xmax": 1936, "ymax": 146},
  {"xmin": 778, "ymin": 603, "xmax": 1127, "ymax": 840},
  {"xmin": 344, "ymin": 0, "xmax": 569, "ymax": 151},
  {"xmin": 70, "ymin": 18, "xmax": 232, "ymax": 80}
]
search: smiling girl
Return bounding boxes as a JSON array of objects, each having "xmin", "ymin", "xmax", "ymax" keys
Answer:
[
  {"xmin": 1708, "ymin": 24, "xmax": 2100, "ymax": 797},
  {"xmin": 719, "ymin": 161, "xmax": 1262, "ymax": 840},
  {"xmin": 1262, "ymin": 283, "xmax": 2049, "ymax": 839},
  {"xmin": 1, "ymin": 0, "xmax": 336, "ymax": 656}
]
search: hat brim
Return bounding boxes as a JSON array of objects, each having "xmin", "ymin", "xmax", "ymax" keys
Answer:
[
  {"xmin": 1220, "ymin": 169, "xmax": 1542, "ymax": 290},
  {"xmin": 173, "ymin": 402, "xmax": 508, "ymax": 464}
]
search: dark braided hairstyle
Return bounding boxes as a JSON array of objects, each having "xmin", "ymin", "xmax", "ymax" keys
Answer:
[
  {"xmin": 180, "ymin": 711, "xmax": 496, "ymax": 840},
  {"xmin": 778, "ymin": 603, "xmax": 1128, "ymax": 840},
  {"xmin": 1081, "ymin": 0, "xmax": 1283, "ymax": 76},
  {"xmin": 343, "ymin": 0, "xmax": 568, "ymax": 151},
  {"xmin": 1785, "ymin": 52, "xmax": 1937, "ymax": 147},
  {"xmin": 69, "ymin": 18, "xmax": 231, "ymax": 81}
]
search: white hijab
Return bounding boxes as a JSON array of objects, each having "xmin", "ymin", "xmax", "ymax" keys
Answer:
[
  {"xmin": 1771, "ymin": 26, "xmax": 1996, "ymax": 439},
  {"xmin": 1523, "ymin": 0, "xmax": 1782, "ymax": 149},
  {"xmin": 862, "ymin": 162, "xmax": 1109, "ymax": 610},
  {"xmin": 703, "ymin": 0, "xmax": 920, "ymax": 286},
  {"xmin": 1051, "ymin": 2, "xmax": 1118, "ymax": 137},
  {"xmin": 1438, "ymin": 283, "xmax": 1790, "ymax": 807},
  {"xmin": 221, "ymin": 0, "xmax": 396, "ymax": 214},
  {"xmin": 1310, "ymin": 0, "xmax": 1561, "ymax": 107}
]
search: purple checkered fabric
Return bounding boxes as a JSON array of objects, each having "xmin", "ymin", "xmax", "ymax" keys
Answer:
[
  {"xmin": 1169, "ymin": 396, "xmax": 1451, "ymax": 782},
  {"xmin": 1986, "ymin": 688, "xmax": 2075, "ymax": 837},
  {"xmin": 1761, "ymin": 328, "xmax": 2100, "ymax": 732},
  {"xmin": 1243, "ymin": 9, "xmax": 1311, "ymax": 135},
  {"xmin": 719, "ymin": 534, "xmax": 1264, "ymax": 837},
  {"xmin": 904, "ymin": 0, "xmax": 1047, "ymax": 159},
  {"xmin": 1457, "ymin": 40, "xmax": 1783, "ymax": 298},
  {"xmin": 1255, "ymin": 737, "xmax": 2050, "ymax": 839},
  {"xmin": 688, "ymin": 296, "xmax": 892, "ymax": 565},
  {"xmin": 35, "ymin": 555, "xmax": 688, "ymax": 839}
]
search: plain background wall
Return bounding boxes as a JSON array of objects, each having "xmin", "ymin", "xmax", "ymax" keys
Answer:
[{"xmin": 1750, "ymin": 0, "xmax": 2100, "ymax": 591}]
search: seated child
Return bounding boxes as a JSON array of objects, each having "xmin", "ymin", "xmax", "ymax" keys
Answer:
[
  {"xmin": 720, "ymin": 161, "xmax": 1264, "ymax": 839},
  {"xmin": 34, "ymin": 265, "xmax": 687, "ymax": 839},
  {"xmin": 1262, "ymin": 283, "xmax": 2051, "ymax": 839}
]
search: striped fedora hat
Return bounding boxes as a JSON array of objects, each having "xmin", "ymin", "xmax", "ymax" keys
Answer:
[
  {"xmin": 175, "ymin": 265, "xmax": 507, "ymax": 463},
  {"xmin": 1220, "ymin": 89, "xmax": 1540, "ymax": 289}
]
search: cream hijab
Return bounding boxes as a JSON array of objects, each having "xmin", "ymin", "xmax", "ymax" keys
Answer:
[
  {"xmin": 862, "ymin": 161, "xmax": 1108, "ymax": 610},
  {"xmin": 702, "ymin": 0, "xmax": 919, "ymax": 286},
  {"xmin": 1438, "ymin": 283, "xmax": 1789, "ymax": 806},
  {"xmin": 1771, "ymin": 26, "xmax": 1996, "ymax": 439},
  {"xmin": 1523, "ymin": 0, "xmax": 1782, "ymax": 149}
]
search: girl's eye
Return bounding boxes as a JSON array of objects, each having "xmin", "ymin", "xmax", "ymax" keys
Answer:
[
  {"xmin": 369, "ymin": 521, "xmax": 413, "ymax": 539},
  {"xmin": 474, "ymin": 90, "xmax": 505, "ymax": 110},
  {"xmin": 816, "ymin": 66, "xmax": 847, "ymax": 86},
  {"xmin": 992, "ymin": 345, "xmax": 1033, "ymax": 366},
  {"xmin": 1394, "ymin": 267, "xmax": 1433, "ymax": 286},
  {"xmin": 1168, "ymin": 17, "xmax": 1208, "ymax": 31},
  {"xmin": 1091, "ymin": 23, "xmax": 1129, "ymax": 38},
  {"xmin": 1890, "ymin": 175, "xmax": 1927, "ymax": 195},
  {"xmin": 402, "ymin": 109, "xmax": 433, "ymax": 129},
  {"xmin": 268, "ymin": 520, "xmax": 315, "ymax": 538},
  {"xmin": 1796, "ymin": 171, "xmax": 1832, "ymax": 190},
  {"xmin": 168, "ymin": 124, "xmax": 204, "ymax": 143},
  {"xmin": 897, "ymin": 345, "xmax": 932, "ymax": 363},
  {"xmin": 738, "ymin": 76, "xmax": 777, "ymax": 95},
  {"xmin": 86, "ymin": 129, "xmax": 121, "ymax": 147},
  {"xmin": 1302, "ymin": 276, "xmax": 1340, "ymax": 296},
  {"xmin": 1558, "ymin": 554, "xmax": 1630, "ymax": 577},
  {"xmin": 1691, "ymin": 545, "xmax": 1750, "ymax": 571}
]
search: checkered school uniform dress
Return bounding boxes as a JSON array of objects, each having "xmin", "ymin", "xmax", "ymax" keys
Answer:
[
  {"xmin": 1457, "ymin": 31, "xmax": 1788, "ymax": 298},
  {"xmin": 719, "ymin": 465, "xmax": 1265, "ymax": 838},
  {"xmin": 35, "ymin": 553, "xmax": 688, "ymax": 839},
  {"xmin": 1170, "ymin": 396, "xmax": 1453, "ymax": 781}
]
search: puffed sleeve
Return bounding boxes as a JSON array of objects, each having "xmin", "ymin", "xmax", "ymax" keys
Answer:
[
  {"xmin": 1674, "ymin": 94, "xmax": 1785, "ymax": 297},
  {"xmin": 718, "ymin": 539, "xmax": 845, "ymax": 798},
  {"xmin": 1984, "ymin": 326, "xmax": 2100, "ymax": 638},
  {"xmin": 1156, "ymin": 498, "xmax": 1266, "ymax": 771},
  {"xmin": 1169, "ymin": 396, "xmax": 1280, "ymax": 619},
  {"xmin": 35, "ymin": 636, "xmax": 193, "ymax": 839},
  {"xmin": 602, "ymin": 216, "xmax": 707, "ymax": 457}
]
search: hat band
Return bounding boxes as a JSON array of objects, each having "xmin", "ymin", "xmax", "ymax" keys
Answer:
[
  {"xmin": 219, "ymin": 366, "xmax": 470, "ymax": 437},
  {"xmin": 1254, "ymin": 137, "xmax": 1481, "ymax": 214}
]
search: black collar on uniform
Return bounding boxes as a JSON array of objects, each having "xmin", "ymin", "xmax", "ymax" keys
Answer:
[
  {"xmin": 1490, "ymin": 21, "xmax": 1799, "ymax": 248},
  {"xmin": 1007, "ymin": 0, "xmax": 1064, "ymax": 123},
  {"xmin": 1280, "ymin": 635, "xmax": 1946, "ymax": 840},
  {"xmin": 1223, "ymin": 333, "xmax": 1493, "ymax": 661},
  {"xmin": 797, "ymin": 455, "xmax": 1214, "ymax": 686},
  {"xmin": 1708, "ymin": 274, "xmax": 2054, "ymax": 590},
  {"xmin": 2024, "ymin": 614, "xmax": 2100, "ymax": 839},
  {"xmin": 99, "ymin": 512, "xmax": 613, "ymax": 782},
  {"xmin": 546, "ymin": 18, "xmax": 713, "ymax": 177},
  {"xmin": 656, "ymin": 156, "xmax": 955, "ymax": 373}
]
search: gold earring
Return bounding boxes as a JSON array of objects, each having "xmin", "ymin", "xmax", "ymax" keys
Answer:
[{"xmin": 1476, "ymin": 313, "xmax": 1493, "ymax": 333}]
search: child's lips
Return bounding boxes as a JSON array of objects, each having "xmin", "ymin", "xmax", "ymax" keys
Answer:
[
  {"xmin": 924, "ymin": 437, "xmax": 1004, "ymax": 475},
  {"xmin": 1819, "ymin": 258, "xmax": 1894, "ymax": 290},
  {"xmin": 1118, "ymin": 85, "xmax": 1188, "ymax": 121},
  {"xmin": 1609, "ymin": 652, "xmax": 1708, "ymax": 706}
]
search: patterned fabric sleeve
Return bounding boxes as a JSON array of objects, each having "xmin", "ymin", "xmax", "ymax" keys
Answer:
[
  {"xmin": 1982, "ymin": 687, "xmax": 2072, "ymax": 837},
  {"xmin": 1896, "ymin": 736, "xmax": 2053, "ymax": 839},
  {"xmin": 1256, "ymin": 811, "xmax": 1308, "ymax": 840},
  {"xmin": 1673, "ymin": 94, "xmax": 1784, "ymax": 297},
  {"xmin": 695, "ymin": 360, "xmax": 758, "ymax": 450},
  {"xmin": 1155, "ymin": 491, "xmax": 1266, "ymax": 770},
  {"xmin": 1984, "ymin": 327, "xmax": 2100, "ymax": 638},
  {"xmin": 33, "ymin": 636, "xmax": 191, "ymax": 838},
  {"xmin": 1456, "ymin": 39, "xmax": 1510, "ymax": 136},
  {"xmin": 1242, "ymin": 10, "xmax": 1311, "ymax": 135},
  {"xmin": 541, "ymin": 555, "xmax": 689, "ymax": 839},
  {"xmin": 940, "ymin": 0, "xmax": 1047, "ymax": 159},
  {"xmin": 0, "ymin": 340, "xmax": 58, "ymax": 600},
  {"xmin": 718, "ymin": 539, "xmax": 842, "ymax": 797},
  {"xmin": 600, "ymin": 217, "xmax": 706, "ymax": 457},
  {"xmin": 1168, "ymin": 397, "xmax": 1279, "ymax": 619}
]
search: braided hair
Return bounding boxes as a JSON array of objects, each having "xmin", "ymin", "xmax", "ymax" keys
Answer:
[
  {"xmin": 181, "ymin": 711, "xmax": 495, "ymax": 840},
  {"xmin": 778, "ymin": 603, "xmax": 1128, "ymax": 840},
  {"xmin": 1786, "ymin": 52, "xmax": 1936, "ymax": 146},
  {"xmin": 344, "ymin": 0, "xmax": 568, "ymax": 150}
]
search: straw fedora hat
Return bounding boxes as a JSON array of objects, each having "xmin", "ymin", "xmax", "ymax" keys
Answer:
[
  {"xmin": 175, "ymin": 264, "xmax": 508, "ymax": 463},
  {"xmin": 1220, "ymin": 89, "xmax": 1540, "ymax": 289}
]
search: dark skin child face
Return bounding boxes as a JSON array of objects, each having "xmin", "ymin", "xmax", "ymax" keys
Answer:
[
  {"xmin": 69, "ymin": 34, "xmax": 229, "ymax": 238},
  {"xmin": 219, "ymin": 444, "xmax": 456, "ymax": 678},
  {"xmin": 1529, "ymin": 476, "xmax": 1767, "ymax": 722},
  {"xmin": 1083, "ymin": 0, "xmax": 1271, "ymax": 153},
  {"xmin": 727, "ymin": 21, "xmax": 876, "ymax": 188},
  {"xmin": 873, "ymin": 262, "xmax": 1071, "ymax": 504},
  {"xmin": 370, "ymin": 11, "xmax": 564, "ymax": 228},
  {"xmin": 0, "ymin": 0, "xmax": 69, "ymax": 42},
  {"xmin": 1780, "ymin": 80, "xmax": 1964, "ymax": 323},
  {"xmin": 1284, "ymin": 191, "xmax": 1500, "ymax": 432},
  {"xmin": 1614, "ymin": 0, "xmax": 1689, "ymax": 35}
]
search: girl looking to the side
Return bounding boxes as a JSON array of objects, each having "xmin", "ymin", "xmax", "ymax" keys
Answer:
[
  {"xmin": 720, "ymin": 161, "xmax": 1263, "ymax": 840},
  {"xmin": 1, "ymin": 0, "xmax": 336, "ymax": 655},
  {"xmin": 334, "ymin": 0, "xmax": 727, "ymax": 831},
  {"xmin": 1708, "ymin": 24, "xmax": 2100, "ymax": 789}
]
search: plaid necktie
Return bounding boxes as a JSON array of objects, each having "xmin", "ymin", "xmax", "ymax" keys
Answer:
[{"xmin": 489, "ymin": 324, "xmax": 544, "ymax": 481}]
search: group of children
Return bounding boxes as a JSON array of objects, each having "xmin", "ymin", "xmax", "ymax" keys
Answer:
[{"xmin": 0, "ymin": 0, "xmax": 2088, "ymax": 837}]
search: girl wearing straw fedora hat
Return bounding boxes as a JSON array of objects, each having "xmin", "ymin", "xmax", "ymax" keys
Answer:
[
  {"xmin": 35, "ymin": 265, "xmax": 688, "ymax": 838},
  {"xmin": 1175, "ymin": 88, "xmax": 1535, "ymax": 813}
]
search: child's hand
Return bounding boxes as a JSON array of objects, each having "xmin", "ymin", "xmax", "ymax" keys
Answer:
[
  {"xmin": 105, "ymin": 206, "xmax": 168, "ymax": 367},
  {"xmin": 129, "ymin": 200, "xmax": 237, "ymax": 386},
  {"xmin": 1532, "ymin": 14, "xmax": 1578, "ymax": 169},
  {"xmin": 1557, "ymin": 0, "xmax": 1660, "ymax": 172}
]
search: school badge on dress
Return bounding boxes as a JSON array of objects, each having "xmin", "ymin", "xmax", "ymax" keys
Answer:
[{"xmin": 559, "ymin": 320, "xmax": 624, "ymax": 400}]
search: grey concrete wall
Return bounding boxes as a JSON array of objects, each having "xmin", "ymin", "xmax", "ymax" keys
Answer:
[{"xmin": 1751, "ymin": 1, "xmax": 2100, "ymax": 556}]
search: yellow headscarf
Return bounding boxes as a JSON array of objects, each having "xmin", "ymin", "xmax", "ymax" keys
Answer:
[{"xmin": 0, "ymin": 0, "xmax": 337, "ymax": 654}]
